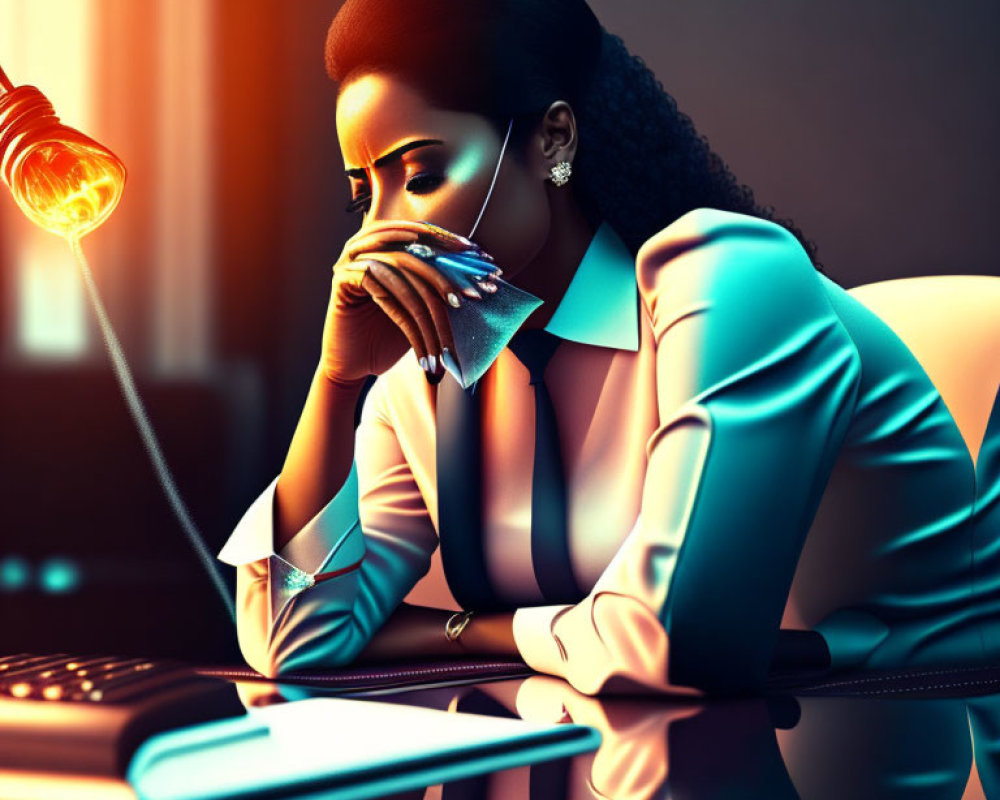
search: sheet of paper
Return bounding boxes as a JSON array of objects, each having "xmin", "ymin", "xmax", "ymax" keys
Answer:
[
  {"xmin": 443, "ymin": 277, "xmax": 544, "ymax": 389},
  {"xmin": 129, "ymin": 696, "xmax": 600, "ymax": 800}
]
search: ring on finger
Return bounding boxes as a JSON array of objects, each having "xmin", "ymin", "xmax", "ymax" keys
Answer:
[{"xmin": 405, "ymin": 242, "xmax": 437, "ymax": 259}]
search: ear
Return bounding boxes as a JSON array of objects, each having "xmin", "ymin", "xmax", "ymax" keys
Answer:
[{"xmin": 535, "ymin": 100, "xmax": 579, "ymax": 178}]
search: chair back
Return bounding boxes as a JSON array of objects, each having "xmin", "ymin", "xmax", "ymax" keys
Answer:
[{"xmin": 847, "ymin": 275, "xmax": 1000, "ymax": 467}]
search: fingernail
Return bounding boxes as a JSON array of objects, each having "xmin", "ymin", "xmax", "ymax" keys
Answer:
[
  {"xmin": 428, "ymin": 354, "xmax": 437, "ymax": 373},
  {"xmin": 479, "ymin": 280, "xmax": 497, "ymax": 293},
  {"xmin": 419, "ymin": 355, "xmax": 428, "ymax": 370},
  {"xmin": 447, "ymin": 292, "xmax": 462, "ymax": 308},
  {"xmin": 432, "ymin": 352, "xmax": 445, "ymax": 383},
  {"xmin": 463, "ymin": 287, "xmax": 483, "ymax": 300}
]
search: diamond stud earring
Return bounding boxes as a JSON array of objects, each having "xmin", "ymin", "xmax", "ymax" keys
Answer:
[{"xmin": 548, "ymin": 160, "xmax": 572, "ymax": 186}]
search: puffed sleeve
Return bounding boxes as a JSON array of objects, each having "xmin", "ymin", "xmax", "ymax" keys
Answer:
[
  {"xmin": 512, "ymin": 208, "xmax": 863, "ymax": 695},
  {"xmin": 216, "ymin": 374, "xmax": 439, "ymax": 678}
]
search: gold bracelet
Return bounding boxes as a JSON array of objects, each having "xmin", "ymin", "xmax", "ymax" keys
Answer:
[{"xmin": 445, "ymin": 610, "xmax": 475, "ymax": 642}]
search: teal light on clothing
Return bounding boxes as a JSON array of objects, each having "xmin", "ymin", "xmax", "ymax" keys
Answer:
[
  {"xmin": 215, "ymin": 218, "xmax": 642, "ymax": 672},
  {"xmin": 218, "ymin": 206, "xmax": 1000, "ymax": 690},
  {"xmin": 543, "ymin": 220, "xmax": 640, "ymax": 352}
]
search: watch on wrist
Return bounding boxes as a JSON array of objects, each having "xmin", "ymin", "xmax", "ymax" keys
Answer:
[{"xmin": 445, "ymin": 610, "xmax": 475, "ymax": 643}]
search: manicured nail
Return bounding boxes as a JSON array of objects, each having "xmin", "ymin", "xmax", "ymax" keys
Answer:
[
  {"xmin": 447, "ymin": 292, "xmax": 461, "ymax": 308},
  {"xmin": 418, "ymin": 355, "xmax": 428, "ymax": 370},
  {"xmin": 428, "ymin": 353, "xmax": 437, "ymax": 373},
  {"xmin": 478, "ymin": 280, "xmax": 498, "ymax": 293},
  {"xmin": 463, "ymin": 287, "xmax": 483, "ymax": 300}
]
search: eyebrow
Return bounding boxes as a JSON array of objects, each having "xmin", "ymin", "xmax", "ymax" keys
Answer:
[{"xmin": 344, "ymin": 139, "xmax": 445, "ymax": 178}]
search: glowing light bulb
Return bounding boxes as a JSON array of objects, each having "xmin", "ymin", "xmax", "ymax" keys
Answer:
[
  {"xmin": 0, "ymin": 65, "xmax": 235, "ymax": 624},
  {"xmin": 0, "ymin": 66, "xmax": 125, "ymax": 242}
]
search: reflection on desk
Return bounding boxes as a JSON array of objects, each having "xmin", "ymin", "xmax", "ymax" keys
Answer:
[
  {"xmin": 249, "ymin": 675, "xmax": 995, "ymax": 800},
  {"xmin": 2, "ymin": 670, "xmax": 996, "ymax": 799}
]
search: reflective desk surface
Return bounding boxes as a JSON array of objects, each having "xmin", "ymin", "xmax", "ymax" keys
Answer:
[
  {"xmin": 229, "ymin": 667, "xmax": 996, "ymax": 800},
  {"xmin": 2, "ymin": 664, "xmax": 997, "ymax": 800}
]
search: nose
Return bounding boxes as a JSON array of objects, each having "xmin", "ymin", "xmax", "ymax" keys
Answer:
[{"xmin": 359, "ymin": 182, "xmax": 411, "ymax": 229}]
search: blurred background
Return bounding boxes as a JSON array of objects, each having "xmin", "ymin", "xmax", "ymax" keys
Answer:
[{"xmin": 0, "ymin": 0, "xmax": 997, "ymax": 664}]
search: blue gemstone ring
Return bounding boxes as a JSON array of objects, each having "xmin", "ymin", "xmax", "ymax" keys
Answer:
[
  {"xmin": 401, "ymin": 239, "xmax": 502, "ymax": 299},
  {"xmin": 404, "ymin": 242, "xmax": 436, "ymax": 259}
]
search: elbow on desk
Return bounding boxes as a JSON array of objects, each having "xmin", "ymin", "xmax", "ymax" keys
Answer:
[
  {"xmin": 237, "ymin": 607, "xmax": 369, "ymax": 680},
  {"xmin": 239, "ymin": 631, "xmax": 366, "ymax": 680},
  {"xmin": 232, "ymin": 557, "xmax": 373, "ymax": 679}
]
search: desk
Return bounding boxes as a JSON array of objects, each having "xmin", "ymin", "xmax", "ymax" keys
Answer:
[
  {"xmin": 229, "ymin": 669, "xmax": 996, "ymax": 800},
  {"xmin": 2, "ymin": 663, "xmax": 997, "ymax": 799}
]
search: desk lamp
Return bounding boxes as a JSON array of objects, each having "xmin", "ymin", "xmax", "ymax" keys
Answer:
[{"xmin": 0, "ymin": 62, "xmax": 235, "ymax": 622}]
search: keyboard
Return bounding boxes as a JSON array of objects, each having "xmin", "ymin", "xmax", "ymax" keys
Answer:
[{"xmin": 0, "ymin": 653, "xmax": 247, "ymax": 776}]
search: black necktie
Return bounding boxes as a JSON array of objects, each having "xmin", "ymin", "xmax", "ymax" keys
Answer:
[
  {"xmin": 435, "ymin": 329, "xmax": 582, "ymax": 612},
  {"xmin": 436, "ymin": 373, "xmax": 508, "ymax": 612},
  {"xmin": 507, "ymin": 328, "xmax": 582, "ymax": 605}
]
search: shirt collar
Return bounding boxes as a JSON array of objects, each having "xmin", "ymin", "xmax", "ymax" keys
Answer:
[{"xmin": 542, "ymin": 219, "xmax": 639, "ymax": 352}]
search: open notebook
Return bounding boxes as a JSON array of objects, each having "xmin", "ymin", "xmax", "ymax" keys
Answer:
[{"xmin": 127, "ymin": 696, "xmax": 600, "ymax": 800}]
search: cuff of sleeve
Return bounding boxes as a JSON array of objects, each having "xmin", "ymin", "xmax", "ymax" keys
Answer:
[
  {"xmin": 512, "ymin": 604, "xmax": 574, "ymax": 678},
  {"xmin": 216, "ymin": 459, "xmax": 361, "ymax": 573},
  {"xmin": 217, "ymin": 475, "xmax": 280, "ymax": 566}
]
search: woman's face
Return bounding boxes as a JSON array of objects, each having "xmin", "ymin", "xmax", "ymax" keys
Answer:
[{"xmin": 336, "ymin": 71, "xmax": 554, "ymax": 281}]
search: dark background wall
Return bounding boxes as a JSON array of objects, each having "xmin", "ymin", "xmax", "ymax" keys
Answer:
[
  {"xmin": 0, "ymin": 0, "xmax": 996, "ymax": 663},
  {"xmin": 593, "ymin": 0, "xmax": 1000, "ymax": 286}
]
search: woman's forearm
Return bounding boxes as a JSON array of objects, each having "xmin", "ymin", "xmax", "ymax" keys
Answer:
[
  {"xmin": 272, "ymin": 365, "xmax": 520, "ymax": 664},
  {"xmin": 353, "ymin": 604, "xmax": 520, "ymax": 664},
  {"xmin": 461, "ymin": 609, "xmax": 519, "ymax": 656},
  {"xmin": 273, "ymin": 366, "xmax": 367, "ymax": 552}
]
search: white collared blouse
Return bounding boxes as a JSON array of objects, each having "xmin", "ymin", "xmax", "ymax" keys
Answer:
[{"xmin": 218, "ymin": 208, "xmax": 1000, "ymax": 695}]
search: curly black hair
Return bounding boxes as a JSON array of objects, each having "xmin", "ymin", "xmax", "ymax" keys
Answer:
[
  {"xmin": 326, "ymin": 0, "xmax": 826, "ymax": 274},
  {"xmin": 572, "ymin": 29, "xmax": 825, "ymax": 274}
]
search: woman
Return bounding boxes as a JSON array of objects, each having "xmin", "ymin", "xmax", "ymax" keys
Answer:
[{"xmin": 217, "ymin": 0, "xmax": 1000, "ymax": 695}]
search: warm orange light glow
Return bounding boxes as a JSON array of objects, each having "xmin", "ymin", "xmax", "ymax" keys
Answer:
[
  {"xmin": 12, "ymin": 139, "xmax": 123, "ymax": 240},
  {"xmin": 0, "ymin": 84, "xmax": 125, "ymax": 243}
]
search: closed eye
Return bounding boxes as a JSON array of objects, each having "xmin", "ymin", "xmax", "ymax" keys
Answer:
[
  {"xmin": 344, "ymin": 173, "xmax": 444, "ymax": 216},
  {"xmin": 406, "ymin": 173, "xmax": 444, "ymax": 194}
]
